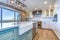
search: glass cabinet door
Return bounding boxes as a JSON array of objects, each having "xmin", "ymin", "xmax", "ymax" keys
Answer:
[
  {"xmin": 50, "ymin": 10, "xmax": 53, "ymax": 16},
  {"xmin": 46, "ymin": 10, "xmax": 49, "ymax": 16}
]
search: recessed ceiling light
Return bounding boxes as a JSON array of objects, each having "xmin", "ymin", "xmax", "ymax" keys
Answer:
[
  {"xmin": 44, "ymin": 1, "xmax": 47, "ymax": 4},
  {"xmin": 49, "ymin": 5, "xmax": 52, "ymax": 8},
  {"xmin": 11, "ymin": 1, "xmax": 14, "ymax": 4}
]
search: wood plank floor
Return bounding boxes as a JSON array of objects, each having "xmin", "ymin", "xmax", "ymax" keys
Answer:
[{"xmin": 33, "ymin": 29, "xmax": 59, "ymax": 40}]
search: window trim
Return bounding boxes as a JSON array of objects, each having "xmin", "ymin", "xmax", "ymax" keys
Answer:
[
  {"xmin": 0, "ymin": 7, "xmax": 20, "ymax": 29},
  {"xmin": 1, "ymin": 8, "xmax": 2, "ymax": 29}
]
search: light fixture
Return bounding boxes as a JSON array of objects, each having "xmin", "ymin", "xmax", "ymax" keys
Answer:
[
  {"xmin": 44, "ymin": 1, "xmax": 47, "ymax": 4},
  {"xmin": 49, "ymin": 5, "xmax": 52, "ymax": 8},
  {"xmin": 37, "ymin": 11, "xmax": 39, "ymax": 14},
  {"xmin": 10, "ymin": 0, "xmax": 14, "ymax": 4}
]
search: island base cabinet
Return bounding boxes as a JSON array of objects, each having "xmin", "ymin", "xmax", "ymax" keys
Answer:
[
  {"xmin": 27, "ymin": 30, "xmax": 33, "ymax": 40},
  {"xmin": 0, "ymin": 28, "xmax": 33, "ymax": 40},
  {"xmin": 19, "ymin": 29, "xmax": 33, "ymax": 40}
]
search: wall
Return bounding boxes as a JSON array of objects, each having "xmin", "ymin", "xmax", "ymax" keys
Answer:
[
  {"xmin": 21, "ymin": 12, "xmax": 29, "ymax": 21},
  {"xmin": 54, "ymin": 0, "xmax": 60, "ymax": 23}
]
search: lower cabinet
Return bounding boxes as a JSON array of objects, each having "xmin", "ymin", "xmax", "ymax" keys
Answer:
[{"xmin": 19, "ymin": 29, "xmax": 33, "ymax": 40}]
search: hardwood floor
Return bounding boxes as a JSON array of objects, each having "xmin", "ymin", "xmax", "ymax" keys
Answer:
[{"xmin": 33, "ymin": 29, "xmax": 59, "ymax": 40}]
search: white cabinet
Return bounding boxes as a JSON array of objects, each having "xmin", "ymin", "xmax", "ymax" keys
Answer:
[
  {"xmin": 43, "ymin": 9, "xmax": 54, "ymax": 17},
  {"xmin": 20, "ymin": 29, "xmax": 33, "ymax": 40}
]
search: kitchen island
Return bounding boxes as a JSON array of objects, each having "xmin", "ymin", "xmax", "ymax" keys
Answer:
[{"xmin": 0, "ymin": 21, "xmax": 37, "ymax": 40}]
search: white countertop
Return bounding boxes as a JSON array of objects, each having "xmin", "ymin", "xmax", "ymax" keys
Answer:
[
  {"xmin": 18, "ymin": 21, "xmax": 34, "ymax": 35},
  {"xmin": 19, "ymin": 22, "xmax": 33, "ymax": 28}
]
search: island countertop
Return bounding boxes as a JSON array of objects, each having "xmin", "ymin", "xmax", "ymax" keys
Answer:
[{"xmin": 18, "ymin": 21, "xmax": 34, "ymax": 35}]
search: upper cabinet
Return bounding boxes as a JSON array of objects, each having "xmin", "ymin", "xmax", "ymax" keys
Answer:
[
  {"xmin": 50, "ymin": 10, "xmax": 54, "ymax": 16},
  {"xmin": 32, "ymin": 10, "xmax": 42, "ymax": 17},
  {"xmin": 8, "ymin": 0, "xmax": 16, "ymax": 6},
  {"xmin": 43, "ymin": 9, "xmax": 54, "ymax": 17}
]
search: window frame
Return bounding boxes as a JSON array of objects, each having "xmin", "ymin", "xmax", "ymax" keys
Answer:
[
  {"xmin": 2, "ymin": 8, "xmax": 15, "ymax": 22},
  {"xmin": 0, "ymin": 7, "xmax": 20, "ymax": 29}
]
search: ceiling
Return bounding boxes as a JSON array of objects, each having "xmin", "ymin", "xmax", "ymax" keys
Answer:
[{"xmin": 19, "ymin": 0, "xmax": 56, "ymax": 12}]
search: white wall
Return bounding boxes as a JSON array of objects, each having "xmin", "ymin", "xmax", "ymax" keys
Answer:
[{"xmin": 54, "ymin": 0, "xmax": 60, "ymax": 23}]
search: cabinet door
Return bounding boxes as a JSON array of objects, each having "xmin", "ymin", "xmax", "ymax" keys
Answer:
[
  {"xmin": 29, "ymin": 30, "xmax": 33, "ymax": 40},
  {"xmin": 13, "ymin": 28, "xmax": 18, "ymax": 35},
  {"xmin": 22, "ymin": 36, "xmax": 27, "ymax": 40},
  {"xmin": 20, "ymin": 32, "xmax": 27, "ymax": 40},
  {"xmin": 46, "ymin": 10, "xmax": 49, "ymax": 16},
  {"xmin": 12, "ymin": 28, "xmax": 19, "ymax": 40},
  {"xmin": 27, "ymin": 30, "xmax": 32, "ymax": 40}
]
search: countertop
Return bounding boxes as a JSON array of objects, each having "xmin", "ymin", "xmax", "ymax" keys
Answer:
[
  {"xmin": 0, "ymin": 21, "xmax": 37, "ymax": 35},
  {"xmin": 18, "ymin": 21, "xmax": 35, "ymax": 35}
]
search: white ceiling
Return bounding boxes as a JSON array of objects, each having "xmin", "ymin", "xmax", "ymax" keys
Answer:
[{"xmin": 19, "ymin": 0, "xmax": 56, "ymax": 11}]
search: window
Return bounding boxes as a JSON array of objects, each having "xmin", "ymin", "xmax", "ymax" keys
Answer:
[
  {"xmin": 0, "ymin": 7, "xmax": 20, "ymax": 29},
  {"xmin": 15, "ymin": 12, "xmax": 20, "ymax": 22},
  {"xmin": 0, "ymin": 8, "xmax": 1, "ymax": 29},
  {"xmin": 2, "ymin": 8, "xmax": 14, "ymax": 28},
  {"xmin": 15, "ymin": 12, "xmax": 20, "ymax": 26}
]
